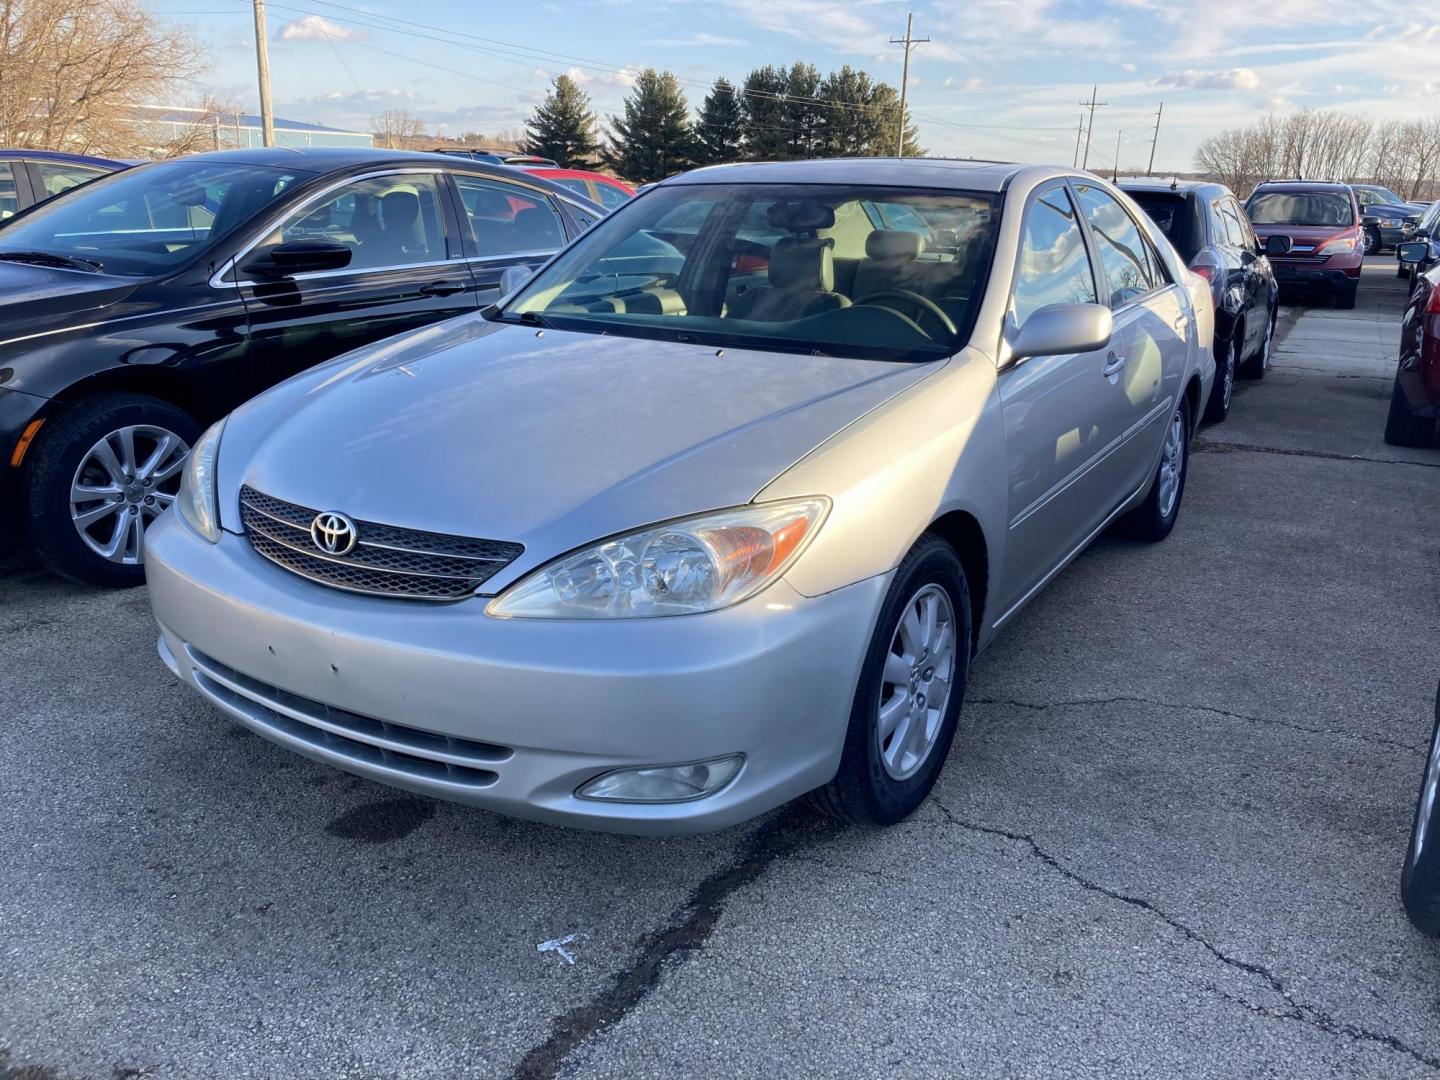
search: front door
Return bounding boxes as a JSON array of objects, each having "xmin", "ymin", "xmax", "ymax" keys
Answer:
[{"xmin": 228, "ymin": 169, "xmax": 478, "ymax": 401}]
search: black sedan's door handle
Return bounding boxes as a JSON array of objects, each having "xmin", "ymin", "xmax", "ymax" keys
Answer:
[{"xmin": 419, "ymin": 280, "xmax": 468, "ymax": 297}]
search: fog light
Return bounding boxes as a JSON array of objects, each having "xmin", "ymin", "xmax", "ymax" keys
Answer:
[{"xmin": 576, "ymin": 754, "xmax": 745, "ymax": 803}]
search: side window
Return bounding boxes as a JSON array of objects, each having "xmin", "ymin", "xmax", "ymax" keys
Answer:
[
  {"xmin": 33, "ymin": 161, "xmax": 107, "ymax": 199},
  {"xmin": 453, "ymin": 174, "xmax": 565, "ymax": 257},
  {"xmin": 1217, "ymin": 201, "xmax": 1245, "ymax": 248},
  {"xmin": 0, "ymin": 162, "xmax": 18, "ymax": 219},
  {"xmin": 1230, "ymin": 200, "xmax": 1258, "ymax": 249},
  {"xmin": 1012, "ymin": 186, "xmax": 1097, "ymax": 325},
  {"xmin": 1074, "ymin": 183, "xmax": 1159, "ymax": 308},
  {"xmin": 552, "ymin": 177, "xmax": 590, "ymax": 199},
  {"xmin": 595, "ymin": 183, "xmax": 631, "ymax": 210},
  {"xmin": 251, "ymin": 172, "xmax": 449, "ymax": 273},
  {"xmin": 568, "ymin": 206, "xmax": 599, "ymax": 232}
]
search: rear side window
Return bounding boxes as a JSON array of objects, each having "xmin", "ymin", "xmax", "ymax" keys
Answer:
[
  {"xmin": 552, "ymin": 177, "xmax": 590, "ymax": 199},
  {"xmin": 34, "ymin": 161, "xmax": 108, "ymax": 198},
  {"xmin": 0, "ymin": 162, "xmax": 18, "ymax": 219},
  {"xmin": 1012, "ymin": 186, "xmax": 1097, "ymax": 324},
  {"xmin": 1128, "ymin": 192, "xmax": 1198, "ymax": 262},
  {"xmin": 1074, "ymin": 183, "xmax": 1159, "ymax": 308},
  {"xmin": 453, "ymin": 174, "xmax": 566, "ymax": 256},
  {"xmin": 594, "ymin": 182, "xmax": 631, "ymax": 210}
]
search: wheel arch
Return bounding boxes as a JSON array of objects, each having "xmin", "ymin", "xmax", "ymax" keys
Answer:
[
  {"xmin": 924, "ymin": 509, "xmax": 988, "ymax": 655},
  {"xmin": 48, "ymin": 367, "xmax": 215, "ymax": 428},
  {"xmin": 1184, "ymin": 373, "xmax": 1202, "ymax": 434}
]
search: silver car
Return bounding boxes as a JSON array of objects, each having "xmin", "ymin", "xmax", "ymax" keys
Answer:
[{"xmin": 146, "ymin": 160, "xmax": 1214, "ymax": 834}]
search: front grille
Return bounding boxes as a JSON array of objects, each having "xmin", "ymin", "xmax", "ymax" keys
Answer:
[
  {"xmin": 185, "ymin": 644, "xmax": 509, "ymax": 789},
  {"xmin": 239, "ymin": 485, "xmax": 523, "ymax": 601},
  {"xmin": 1273, "ymin": 254, "xmax": 1331, "ymax": 265}
]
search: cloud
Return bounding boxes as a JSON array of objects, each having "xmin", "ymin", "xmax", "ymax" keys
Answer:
[
  {"xmin": 279, "ymin": 15, "xmax": 365, "ymax": 43},
  {"xmin": 1121, "ymin": 62, "xmax": 1136, "ymax": 73},
  {"xmin": 1157, "ymin": 67, "xmax": 1262, "ymax": 90},
  {"xmin": 562, "ymin": 65, "xmax": 637, "ymax": 90},
  {"xmin": 642, "ymin": 33, "xmax": 746, "ymax": 47},
  {"xmin": 944, "ymin": 76, "xmax": 984, "ymax": 91}
]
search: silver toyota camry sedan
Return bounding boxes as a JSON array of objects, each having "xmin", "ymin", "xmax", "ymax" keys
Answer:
[{"xmin": 146, "ymin": 159, "xmax": 1214, "ymax": 834}]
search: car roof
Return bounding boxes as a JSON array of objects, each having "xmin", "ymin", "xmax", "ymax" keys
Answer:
[
  {"xmin": 1250, "ymin": 180, "xmax": 1352, "ymax": 194},
  {"xmin": 170, "ymin": 146, "xmax": 546, "ymax": 176},
  {"xmin": 523, "ymin": 166, "xmax": 631, "ymax": 187},
  {"xmin": 1116, "ymin": 177, "xmax": 1231, "ymax": 199},
  {"xmin": 0, "ymin": 148, "xmax": 127, "ymax": 167},
  {"xmin": 662, "ymin": 157, "xmax": 1044, "ymax": 193}
]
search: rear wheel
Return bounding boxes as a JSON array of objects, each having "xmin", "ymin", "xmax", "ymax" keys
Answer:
[
  {"xmin": 1401, "ymin": 686, "xmax": 1440, "ymax": 937},
  {"xmin": 1124, "ymin": 395, "xmax": 1189, "ymax": 543},
  {"xmin": 1203, "ymin": 332, "xmax": 1237, "ymax": 423},
  {"xmin": 809, "ymin": 534, "xmax": 970, "ymax": 826},
  {"xmin": 1239, "ymin": 308, "xmax": 1275, "ymax": 380},
  {"xmin": 22, "ymin": 393, "xmax": 198, "ymax": 587},
  {"xmin": 1383, "ymin": 375, "xmax": 1437, "ymax": 448}
]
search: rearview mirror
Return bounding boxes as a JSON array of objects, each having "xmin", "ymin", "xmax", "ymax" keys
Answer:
[
  {"xmin": 1264, "ymin": 235, "xmax": 1292, "ymax": 256},
  {"xmin": 500, "ymin": 264, "xmax": 534, "ymax": 295},
  {"xmin": 246, "ymin": 238, "xmax": 352, "ymax": 277},
  {"xmin": 1398, "ymin": 240, "xmax": 1430, "ymax": 265},
  {"xmin": 1010, "ymin": 303, "xmax": 1113, "ymax": 361}
]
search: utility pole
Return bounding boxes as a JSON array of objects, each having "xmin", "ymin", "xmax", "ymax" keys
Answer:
[
  {"xmin": 1078, "ymin": 84, "xmax": 1106, "ymax": 171},
  {"xmin": 1146, "ymin": 101, "xmax": 1164, "ymax": 177},
  {"xmin": 1072, "ymin": 112, "xmax": 1085, "ymax": 168},
  {"xmin": 252, "ymin": 0, "xmax": 275, "ymax": 148},
  {"xmin": 890, "ymin": 12, "xmax": 929, "ymax": 158},
  {"xmin": 1112, "ymin": 129, "xmax": 1122, "ymax": 180}
]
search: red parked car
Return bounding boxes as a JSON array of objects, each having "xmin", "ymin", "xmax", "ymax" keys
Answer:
[
  {"xmin": 520, "ymin": 167, "xmax": 634, "ymax": 212},
  {"xmin": 1245, "ymin": 181, "xmax": 1364, "ymax": 309},
  {"xmin": 1386, "ymin": 242, "xmax": 1440, "ymax": 447}
]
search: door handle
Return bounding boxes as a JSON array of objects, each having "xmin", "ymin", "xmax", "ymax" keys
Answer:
[
  {"xmin": 419, "ymin": 280, "xmax": 467, "ymax": 296},
  {"xmin": 1102, "ymin": 352, "xmax": 1126, "ymax": 378}
]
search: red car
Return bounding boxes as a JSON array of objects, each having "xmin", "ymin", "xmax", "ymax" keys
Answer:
[
  {"xmin": 1386, "ymin": 242, "xmax": 1440, "ymax": 447},
  {"xmin": 1245, "ymin": 181, "xmax": 1364, "ymax": 309},
  {"xmin": 520, "ymin": 167, "xmax": 634, "ymax": 212}
]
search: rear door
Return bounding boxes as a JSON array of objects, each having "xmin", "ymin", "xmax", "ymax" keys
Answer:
[
  {"xmin": 225, "ymin": 168, "xmax": 478, "ymax": 401},
  {"xmin": 1072, "ymin": 181, "xmax": 1188, "ymax": 495},
  {"xmin": 449, "ymin": 172, "xmax": 571, "ymax": 304},
  {"xmin": 1219, "ymin": 197, "xmax": 1267, "ymax": 357}
]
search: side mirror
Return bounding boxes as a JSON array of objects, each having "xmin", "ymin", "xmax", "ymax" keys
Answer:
[
  {"xmin": 245, "ymin": 238, "xmax": 352, "ymax": 276},
  {"xmin": 500, "ymin": 264, "xmax": 534, "ymax": 295},
  {"xmin": 1264, "ymin": 235, "xmax": 1292, "ymax": 256},
  {"xmin": 1398, "ymin": 241, "xmax": 1430, "ymax": 265},
  {"xmin": 1010, "ymin": 303, "xmax": 1113, "ymax": 361}
]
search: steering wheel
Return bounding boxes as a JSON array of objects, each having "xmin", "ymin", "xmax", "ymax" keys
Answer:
[{"xmin": 852, "ymin": 290, "xmax": 958, "ymax": 340}]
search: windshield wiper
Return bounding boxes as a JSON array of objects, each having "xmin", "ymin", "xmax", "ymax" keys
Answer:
[{"xmin": 0, "ymin": 250, "xmax": 105, "ymax": 273}]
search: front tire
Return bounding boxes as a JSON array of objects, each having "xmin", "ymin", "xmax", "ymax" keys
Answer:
[
  {"xmin": 1124, "ymin": 395, "xmax": 1190, "ymax": 543},
  {"xmin": 1203, "ymin": 332, "xmax": 1237, "ymax": 424},
  {"xmin": 22, "ymin": 392, "xmax": 198, "ymax": 587},
  {"xmin": 1364, "ymin": 227, "xmax": 1381, "ymax": 256},
  {"xmin": 1383, "ymin": 375, "xmax": 1436, "ymax": 448},
  {"xmin": 810, "ymin": 534, "xmax": 971, "ymax": 826},
  {"xmin": 1401, "ymin": 685, "xmax": 1440, "ymax": 937}
]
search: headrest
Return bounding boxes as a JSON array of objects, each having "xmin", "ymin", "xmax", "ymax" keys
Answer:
[
  {"xmin": 866, "ymin": 229, "xmax": 925, "ymax": 260},
  {"xmin": 769, "ymin": 236, "xmax": 834, "ymax": 291},
  {"xmin": 381, "ymin": 190, "xmax": 420, "ymax": 225},
  {"xmin": 766, "ymin": 201, "xmax": 836, "ymax": 232}
]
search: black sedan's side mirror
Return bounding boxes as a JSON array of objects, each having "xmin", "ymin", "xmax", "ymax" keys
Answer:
[
  {"xmin": 1264, "ymin": 235, "xmax": 1293, "ymax": 256},
  {"xmin": 244, "ymin": 238, "xmax": 353, "ymax": 277}
]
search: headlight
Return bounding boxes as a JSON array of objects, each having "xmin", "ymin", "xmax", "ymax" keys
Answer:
[
  {"xmin": 1317, "ymin": 233, "xmax": 1363, "ymax": 256},
  {"xmin": 487, "ymin": 497, "xmax": 829, "ymax": 619},
  {"xmin": 1380, "ymin": 218, "xmax": 1402, "ymax": 228},
  {"xmin": 176, "ymin": 418, "xmax": 225, "ymax": 543}
]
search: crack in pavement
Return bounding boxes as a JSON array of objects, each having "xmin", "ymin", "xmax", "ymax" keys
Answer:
[
  {"xmin": 509, "ymin": 809, "xmax": 843, "ymax": 1080},
  {"xmin": 931, "ymin": 801, "xmax": 1440, "ymax": 1073},
  {"xmin": 967, "ymin": 694, "xmax": 1423, "ymax": 754},
  {"xmin": 1194, "ymin": 440, "xmax": 1440, "ymax": 469}
]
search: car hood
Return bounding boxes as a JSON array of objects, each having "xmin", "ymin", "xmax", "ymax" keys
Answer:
[
  {"xmin": 1362, "ymin": 202, "xmax": 1426, "ymax": 219},
  {"xmin": 219, "ymin": 317, "xmax": 941, "ymax": 574}
]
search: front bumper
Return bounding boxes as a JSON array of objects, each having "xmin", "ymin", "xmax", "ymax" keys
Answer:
[
  {"xmin": 0, "ymin": 386, "xmax": 48, "ymax": 552},
  {"xmin": 145, "ymin": 512, "xmax": 887, "ymax": 834},
  {"xmin": 1271, "ymin": 261, "xmax": 1360, "ymax": 294}
]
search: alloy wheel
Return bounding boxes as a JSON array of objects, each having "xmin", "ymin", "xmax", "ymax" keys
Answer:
[
  {"xmin": 1414, "ymin": 726, "xmax": 1440, "ymax": 864},
  {"xmin": 1156, "ymin": 406, "xmax": 1185, "ymax": 520},
  {"xmin": 1261, "ymin": 314, "xmax": 1274, "ymax": 372},
  {"xmin": 69, "ymin": 424, "xmax": 190, "ymax": 565},
  {"xmin": 877, "ymin": 583, "xmax": 957, "ymax": 781},
  {"xmin": 1222, "ymin": 336, "xmax": 1237, "ymax": 410}
]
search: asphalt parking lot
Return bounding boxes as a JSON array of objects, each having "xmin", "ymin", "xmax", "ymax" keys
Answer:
[{"xmin": 3, "ymin": 257, "xmax": 1439, "ymax": 1079}]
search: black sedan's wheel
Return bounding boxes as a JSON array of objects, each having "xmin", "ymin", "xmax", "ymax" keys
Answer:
[
  {"xmin": 1364, "ymin": 227, "xmax": 1381, "ymax": 256},
  {"xmin": 22, "ymin": 392, "xmax": 199, "ymax": 587},
  {"xmin": 1401, "ymin": 685, "xmax": 1440, "ymax": 936},
  {"xmin": 1383, "ymin": 375, "xmax": 1437, "ymax": 449},
  {"xmin": 1240, "ymin": 308, "xmax": 1275, "ymax": 380},
  {"xmin": 809, "ymin": 534, "xmax": 970, "ymax": 826},
  {"xmin": 1124, "ymin": 395, "xmax": 1190, "ymax": 543},
  {"xmin": 1203, "ymin": 332, "xmax": 1237, "ymax": 424}
]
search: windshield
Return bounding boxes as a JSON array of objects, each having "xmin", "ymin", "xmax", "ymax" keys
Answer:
[
  {"xmin": 1358, "ymin": 186, "xmax": 1403, "ymax": 206},
  {"xmin": 497, "ymin": 182, "xmax": 1000, "ymax": 362},
  {"xmin": 0, "ymin": 158, "xmax": 300, "ymax": 276},
  {"xmin": 1247, "ymin": 192, "xmax": 1353, "ymax": 227},
  {"xmin": 1128, "ymin": 192, "xmax": 1199, "ymax": 262}
]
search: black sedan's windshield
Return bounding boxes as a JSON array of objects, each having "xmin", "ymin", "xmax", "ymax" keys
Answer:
[
  {"xmin": 1247, "ymin": 192, "xmax": 1354, "ymax": 227},
  {"xmin": 498, "ymin": 183, "xmax": 1000, "ymax": 362},
  {"xmin": 0, "ymin": 159, "xmax": 301, "ymax": 276}
]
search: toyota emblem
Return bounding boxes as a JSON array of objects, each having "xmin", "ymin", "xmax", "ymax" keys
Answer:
[{"xmin": 310, "ymin": 511, "xmax": 358, "ymax": 556}]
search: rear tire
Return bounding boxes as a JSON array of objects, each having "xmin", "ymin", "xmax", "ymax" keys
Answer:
[
  {"xmin": 1203, "ymin": 332, "xmax": 1237, "ymax": 424},
  {"xmin": 22, "ymin": 392, "xmax": 199, "ymax": 587},
  {"xmin": 1383, "ymin": 375, "xmax": 1436, "ymax": 448},
  {"xmin": 1239, "ymin": 308, "xmax": 1274, "ymax": 380},
  {"xmin": 1124, "ymin": 395, "xmax": 1190, "ymax": 543},
  {"xmin": 809, "ymin": 534, "xmax": 970, "ymax": 826},
  {"xmin": 1401, "ymin": 685, "xmax": 1440, "ymax": 937}
]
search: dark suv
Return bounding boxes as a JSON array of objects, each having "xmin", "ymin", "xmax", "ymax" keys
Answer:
[
  {"xmin": 1351, "ymin": 184, "xmax": 1426, "ymax": 254},
  {"xmin": 1121, "ymin": 178, "xmax": 1278, "ymax": 423},
  {"xmin": 1245, "ymin": 181, "xmax": 1363, "ymax": 309}
]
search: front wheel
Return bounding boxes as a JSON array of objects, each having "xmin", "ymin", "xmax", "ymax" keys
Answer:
[
  {"xmin": 1364, "ymin": 227, "xmax": 1381, "ymax": 255},
  {"xmin": 809, "ymin": 534, "xmax": 971, "ymax": 826},
  {"xmin": 1124, "ymin": 395, "xmax": 1190, "ymax": 543},
  {"xmin": 22, "ymin": 392, "xmax": 199, "ymax": 587},
  {"xmin": 1401, "ymin": 685, "xmax": 1440, "ymax": 937},
  {"xmin": 1383, "ymin": 375, "xmax": 1437, "ymax": 448},
  {"xmin": 1203, "ymin": 332, "xmax": 1237, "ymax": 424}
]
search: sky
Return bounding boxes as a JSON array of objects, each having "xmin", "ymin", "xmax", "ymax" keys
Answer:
[{"xmin": 153, "ymin": 0, "xmax": 1440, "ymax": 171}]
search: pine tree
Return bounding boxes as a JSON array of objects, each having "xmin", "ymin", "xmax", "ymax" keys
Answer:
[
  {"xmin": 783, "ymin": 61, "xmax": 825, "ymax": 159},
  {"xmin": 818, "ymin": 66, "xmax": 878, "ymax": 157},
  {"xmin": 604, "ymin": 69, "xmax": 694, "ymax": 182},
  {"xmin": 694, "ymin": 77, "xmax": 742, "ymax": 166},
  {"xmin": 865, "ymin": 82, "xmax": 924, "ymax": 157},
  {"xmin": 739, "ymin": 65, "xmax": 790, "ymax": 161},
  {"xmin": 522, "ymin": 74, "xmax": 600, "ymax": 167}
]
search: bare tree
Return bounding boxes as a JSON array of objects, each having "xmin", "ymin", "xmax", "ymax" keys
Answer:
[
  {"xmin": 0, "ymin": 0, "xmax": 200, "ymax": 156},
  {"xmin": 371, "ymin": 109, "xmax": 428, "ymax": 150}
]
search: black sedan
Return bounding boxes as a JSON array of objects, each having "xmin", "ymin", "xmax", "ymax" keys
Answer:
[
  {"xmin": 1121, "ymin": 178, "xmax": 1279, "ymax": 423},
  {"xmin": 1387, "ymin": 242, "xmax": 1440, "ymax": 448},
  {"xmin": 0, "ymin": 148, "xmax": 602, "ymax": 585},
  {"xmin": 1396, "ymin": 200, "xmax": 1440, "ymax": 281}
]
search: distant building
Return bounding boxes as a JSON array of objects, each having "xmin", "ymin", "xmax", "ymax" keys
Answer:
[{"xmin": 134, "ymin": 106, "xmax": 373, "ymax": 151}]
